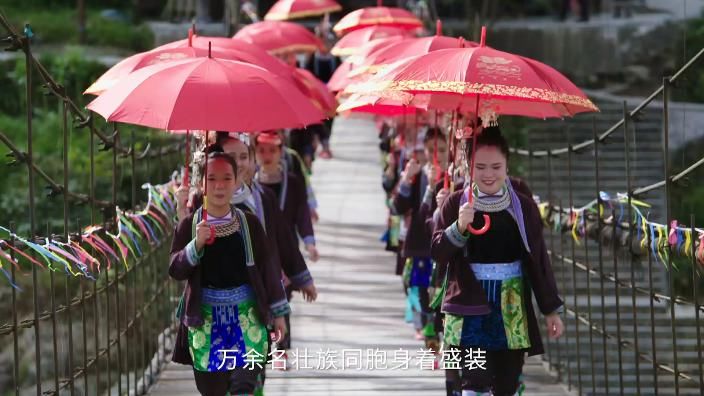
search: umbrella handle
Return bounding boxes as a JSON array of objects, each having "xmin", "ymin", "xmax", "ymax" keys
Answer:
[
  {"xmin": 206, "ymin": 225, "xmax": 216, "ymax": 245},
  {"xmin": 467, "ymin": 214, "xmax": 491, "ymax": 235}
]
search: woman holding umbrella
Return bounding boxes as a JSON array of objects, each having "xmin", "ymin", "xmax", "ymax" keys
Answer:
[
  {"xmin": 431, "ymin": 126, "xmax": 564, "ymax": 396},
  {"xmin": 176, "ymin": 132, "xmax": 318, "ymax": 302},
  {"xmin": 170, "ymin": 151, "xmax": 290, "ymax": 395},
  {"xmin": 392, "ymin": 126, "xmax": 447, "ymax": 345}
]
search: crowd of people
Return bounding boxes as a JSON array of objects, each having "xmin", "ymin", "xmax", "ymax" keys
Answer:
[
  {"xmin": 163, "ymin": 3, "xmax": 567, "ymax": 395},
  {"xmin": 170, "ymin": 128, "xmax": 323, "ymax": 395},
  {"xmin": 166, "ymin": 115, "xmax": 567, "ymax": 396},
  {"xmin": 377, "ymin": 116, "xmax": 565, "ymax": 396}
]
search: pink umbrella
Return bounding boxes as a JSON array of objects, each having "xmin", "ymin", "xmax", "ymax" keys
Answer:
[
  {"xmin": 337, "ymin": 57, "xmax": 428, "ymax": 115},
  {"xmin": 153, "ymin": 31, "xmax": 293, "ymax": 73},
  {"xmin": 328, "ymin": 36, "xmax": 406, "ymax": 93},
  {"xmin": 87, "ymin": 56, "xmax": 324, "ymax": 132},
  {"xmin": 338, "ymin": 93, "xmax": 420, "ymax": 115},
  {"xmin": 365, "ymin": 35, "xmax": 598, "ymax": 122},
  {"xmin": 233, "ymin": 20, "xmax": 324, "ymax": 55},
  {"xmin": 84, "ymin": 44, "xmax": 291, "ymax": 95},
  {"xmin": 327, "ymin": 60, "xmax": 356, "ymax": 92},
  {"xmin": 352, "ymin": 21, "xmax": 477, "ymax": 77},
  {"xmin": 87, "ymin": 52, "xmax": 324, "ymax": 223},
  {"xmin": 366, "ymin": 27, "xmax": 598, "ymax": 234},
  {"xmin": 156, "ymin": 34, "xmax": 250, "ymax": 52},
  {"xmin": 264, "ymin": 0, "xmax": 342, "ymax": 20},
  {"xmin": 346, "ymin": 35, "xmax": 406, "ymax": 66},
  {"xmin": 333, "ymin": 0, "xmax": 423, "ymax": 36},
  {"xmin": 292, "ymin": 67, "xmax": 337, "ymax": 116},
  {"xmin": 331, "ymin": 25, "xmax": 411, "ymax": 57}
]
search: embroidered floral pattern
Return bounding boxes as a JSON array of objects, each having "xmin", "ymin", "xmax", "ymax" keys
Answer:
[
  {"xmin": 501, "ymin": 277, "xmax": 531, "ymax": 349},
  {"xmin": 242, "ymin": 304, "xmax": 267, "ymax": 356},
  {"xmin": 383, "ymin": 80, "xmax": 598, "ymax": 111},
  {"xmin": 443, "ymin": 314, "xmax": 464, "ymax": 347},
  {"xmin": 188, "ymin": 300, "xmax": 268, "ymax": 372}
]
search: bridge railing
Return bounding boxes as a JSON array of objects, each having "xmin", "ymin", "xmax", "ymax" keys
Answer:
[
  {"xmin": 512, "ymin": 46, "xmax": 704, "ymax": 395},
  {"xmin": 0, "ymin": 10, "xmax": 185, "ymax": 396}
]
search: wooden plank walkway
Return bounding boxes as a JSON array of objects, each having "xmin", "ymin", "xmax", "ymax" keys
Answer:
[{"xmin": 147, "ymin": 117, "xmax": 572, "ymax": 395}]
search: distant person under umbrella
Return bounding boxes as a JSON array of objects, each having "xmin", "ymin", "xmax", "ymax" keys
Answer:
[{"xmin": 305, "ymin": 22, "xmax": 339, "ymax": 158}]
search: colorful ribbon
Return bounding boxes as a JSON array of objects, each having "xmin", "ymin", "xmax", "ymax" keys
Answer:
[
  {"xmin": 0, "ymin": 180, "xmax": 179, "ymax": 288},
  {"xmin": 535, "ymin": 192, "xmax": 702, "ymax": 270}
]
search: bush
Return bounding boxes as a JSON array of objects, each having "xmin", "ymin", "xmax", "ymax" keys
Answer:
[
  {"xmin": 0, "ymin": 4, "xmax": 155, "ymax": 52},
  {"xmin": 85, "ymin": 16, "xmax": 154, "ymax": 52},
  {"xmin": 38, "ymin": 47, "xmax": 111, "ymax": 101},
  {"xmin": 675, "ymin": 17, "xmax": 704, "ymax": 102},
  {"xmin": 0, "ymin": 49, "xmax": 179, "ymax": 234}
]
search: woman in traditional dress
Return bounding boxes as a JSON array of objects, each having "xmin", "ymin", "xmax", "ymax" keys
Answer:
[
  {"xmin": 431, "ymin": 126, "xmax": 564, "ymax": 396},
  {"xmin": 170, "ymin": 151, "xmax": 289, "ymax": 395},
  {"xmin": 392, "ymin": 127, "xmax": 448, "ymax": 345},
  {"xmin": 281, "ymin": 136, "xmax": 320, "ymax": 223},
  {"xmin": 381, "ymin": 123, "xmax": 405, "ymax": 274},
  {"xmin": 218, "ymin": 132, "xmax": 318, "ymax": 303},
  {"xmin": 254, "ymin": 130, "xmax": 319, "ymax": 359}
]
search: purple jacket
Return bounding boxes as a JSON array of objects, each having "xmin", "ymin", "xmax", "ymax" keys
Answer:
[
  {"xmin": 169, "ymin": 210, "xmax": 289, "ymax": 365},
  {"xmin": 431, "ymin": 186, "xmax": 562, "ymax": 356}
]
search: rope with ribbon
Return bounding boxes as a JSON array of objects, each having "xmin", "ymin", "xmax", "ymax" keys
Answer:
[
  {"xmin": 535, "ymin": 192, "xmax": 704, "ymax": 269},
  {"xmin": 0, "ymin": 178, "xmax": 179, "ymax": 289}
]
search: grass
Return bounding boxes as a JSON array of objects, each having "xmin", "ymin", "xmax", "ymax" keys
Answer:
[{"xmin": 0, "ymin": 4, "xmax": 155, "ymax": 52}]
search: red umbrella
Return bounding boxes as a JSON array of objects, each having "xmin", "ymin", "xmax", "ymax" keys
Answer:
[
  {"xmin": 156, "ymin": 34, "xmax": 250, "ymax": 52},
  {"xmin": 87, "ymin": 53, "xmax": 324, "ymax": 223},
  {"xmin": 84, "ymin": 44, "xmax": 291, "ymax": 95},
  {"xmin": 367, "ymin": 27, "xmax": 598, "ymax": 234},
  {"xmin": 338, "ymin": 93, "xmax": 420, "ymax": 116},
  {"xmin": 352, "ymin": 21, "xmax": 477, "ymax": 77},
  {"xmin": 367, "ymin": 34, "xmax": 598, "ymax": 122},
  {"xmin": 328, "ymin": 36, "xmax": 406, "ymax": 92},
  {"xmin": 338, "ymin": 57, "xmax": 429, "ymax": 115},
  {"xmin": 346, "ymin": 34, "xmax": 406, "ymax": 65},
  {"xmin": 146, "ymin": 29, "xmax": 296, "ymax": 76},
  {"xmin": 292, "ymin": 67, "xmax": 337, "ymax": 116},
  {"xmin": 264, "ymin": 0, "xmax": 342, "ymax": 20},
  {"xmin": 332, "ymin": 0, "xmax": 423, "ymax": 36},
  {"xmin": 327, "ymin": 60, "xmax": 356, "ymax": 92},
  {"xmin": 233, "ymin": 20, "xmax": 324, "ymax": 55},
  {"xmin": 331, "ymin": 25, "xmax": 411, "ymax": 57},
  {"xmin": 86, "ymin": 56, "xmax": 324, "ymax": 132}
]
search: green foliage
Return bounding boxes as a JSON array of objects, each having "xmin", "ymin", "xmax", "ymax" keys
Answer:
[
  {"xmin": 0, "ymin": 4, "xmax": 155, "ymax": 52},
  {"xmin": 0, "ymin": 49, "xmax": 180, "ymax": 235},
  {"xmin": 676, "ymin": 17, "xmax": 704, "ymax": 103},
  {"xmin": 672, "ymin": 137, "xmax": 704, "ymax": 223},
  {"xmin": 1, "ymin": 0, "xmax": 128, "ymax": 8},
  {"xmin": 0, "ymin": 60, "xmax": 21, "ymax": 117},
  {"xmin": 86, "ymin": 17, "xmax": 155, "ymax": 52},
  {"xmin": 0, "ymin": 48, "xmax": 107, "ymax": 121},
  {"xmin": 38, "ymin": 47, "xmax": 111, "ymax": 101}
]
